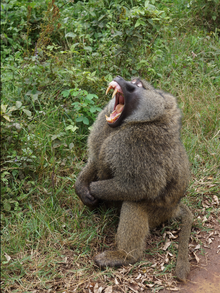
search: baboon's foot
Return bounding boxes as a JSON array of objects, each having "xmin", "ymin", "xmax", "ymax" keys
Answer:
[
  {"xmin": 175, "ymin": 259, "xmax": 190, "ymax": 282},
  {"xmin": 94, "ymin": 250, "xmax": 136, "ymax": 268}
]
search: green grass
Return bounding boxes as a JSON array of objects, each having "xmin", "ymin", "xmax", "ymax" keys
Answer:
[{"xmin": 1, "ymin": 1, "xmax": 220, "ymax": 292}]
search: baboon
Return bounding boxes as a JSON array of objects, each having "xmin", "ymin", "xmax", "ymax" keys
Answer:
[{"xmin": 75, "ymin": 76, "xmax": 193, "ymax": 282}]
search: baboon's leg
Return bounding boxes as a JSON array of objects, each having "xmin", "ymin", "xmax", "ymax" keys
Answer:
[
  {"xmin": 174, "ymin": 202, "xmax": 193, "ymax": 282},
  {"xmin": 94, "ymin": 201, "xmax": 149, "ymax": 267}
]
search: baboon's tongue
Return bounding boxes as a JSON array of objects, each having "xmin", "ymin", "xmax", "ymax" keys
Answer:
[
  {"xmin": 106, "ymin": 104, "xmax": 124, "ymax": 123},
  {"xmin": 115, "ymin": 104, "xmax": 124, "ymax": 113}
]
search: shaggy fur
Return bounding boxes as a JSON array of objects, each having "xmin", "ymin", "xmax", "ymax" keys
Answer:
[{"xmin": 75, "ymin": 77, "xmax": 193, "ymax": 282}]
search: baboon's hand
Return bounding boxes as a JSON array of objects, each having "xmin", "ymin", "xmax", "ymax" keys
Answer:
[
  {"xmin": 75, "ymin": 184, "xmax": 98, "ymax": 207},
  {"xmin": 80, "ymin": 187, "xmax": 98, "ymax": 207}
]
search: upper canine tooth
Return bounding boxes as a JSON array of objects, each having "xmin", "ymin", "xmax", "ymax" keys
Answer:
[
  {"xmin": 106, "ymin": 85, "xmax": 112, "ymax": 95},
  {"xmin": 112, "ymin": 88, "xmax": 118, "ymax": 99}
]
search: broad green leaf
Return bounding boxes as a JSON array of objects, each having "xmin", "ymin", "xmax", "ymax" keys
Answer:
[
  {"xmin": 86, "ymin": 94, "xmax": 98, "ymax": 100},
  {"xmin": 82, "ymin": 117, "xmax": 89, "ymax": 125},
  {"xmin": 76, "ymin": 116, "xmax": 83, "ymax": 122},
  {"xmin": 51, "ymin": 132, "xmax": 65, "ymax": 141},
  {"xmin": 61, "ymin": 90, "xmax": 71, "ymax": 98},
  {"xmin": 135, "ymin": 19, "xmax": 146, "ymax": 28},
  {"xmin": 65, "ymin": 125, "xmax": 78, "ymax": 132},
  {"xmin": 3, "ymin": 115, "xmax": 10, "ymax": 121},
  {"xmin": 16, "ymin": 101, "xmax": 22, "ymax": 109},
  {"xmin": 145, "ymin": 0, "xmax": 149, "ymax": 8},
  {"xmin": 23, "ymin": 109, "xmax": 32, "ymax": 117},
  {"xmin": 71, "ymin": 91, "xmax": 80, "ymax": 97},
  {"xmin": 90, "ymin": 106, "xmax": 101, "ymax": 113},
  {"xmin": 65, "ymin": 32, "xmax": 77, "ymax": 38},
  {"xmin": 84, "ymin": 46, "xmax": 92, "ymax": 52},
  {"xmin": 1, "ymin": 104, "xmax": 7, "ymax": 114}
]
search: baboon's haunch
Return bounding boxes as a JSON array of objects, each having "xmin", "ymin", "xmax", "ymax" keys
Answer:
[{"xmin": 75, "ymin": 76, "xmax": 193, "ymax": 282}]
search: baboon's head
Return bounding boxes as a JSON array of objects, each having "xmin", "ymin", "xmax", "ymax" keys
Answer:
[{"xmin": 105, "ymin": 76, "xmax": 165, "ymax": 128}]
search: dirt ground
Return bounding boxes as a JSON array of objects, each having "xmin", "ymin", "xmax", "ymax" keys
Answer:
[{"xmin": 162, "ymin": 225, "xmax": 220, "ymax": 293}]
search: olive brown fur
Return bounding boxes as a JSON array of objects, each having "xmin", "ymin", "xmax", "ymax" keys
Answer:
[{"xmin": 75, "ymin": 76, "xmax": 193, "ymax": 282}]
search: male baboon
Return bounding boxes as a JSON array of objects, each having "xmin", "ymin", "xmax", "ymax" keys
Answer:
[{"xmin": 75, "ymin": 76, "xmax": 193, "ymax": 282}]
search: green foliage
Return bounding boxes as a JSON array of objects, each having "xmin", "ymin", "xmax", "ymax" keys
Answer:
[
  {"xmin": 61, "ymin": 0, "xmax": 168, "ymax": 78},
  {"xmin": 190, "ymin": 0, "xmax": 220, "ymax": 31},
  {"xmin": 149, "ymin": 31, "xmax": 220, "ymax": 87},
  {"xmin": 62, "ymin": 88, "xmax": 101, "ymax": 127},
  {"xmin": 1, "ymin": 0, "xmax": 50, "ymax": 58}
]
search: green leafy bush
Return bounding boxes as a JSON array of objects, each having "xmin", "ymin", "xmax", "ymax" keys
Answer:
[
  {"xmin": 190, "ymin": 0, "xmax": 220, "ymax": 31},
  {"xmin": 1, "ymin": 0, "xmax": 50, "ymax": 58},
  {"xmin": 62, "ymin": 0, "xmax": 168, "ymax": 78},
  {"xmin": 61, "ymin": 88, "xmax": 101, "ymax": 127}
]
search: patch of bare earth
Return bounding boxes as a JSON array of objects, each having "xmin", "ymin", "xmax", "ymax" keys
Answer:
[{"xmin": 161, "ymin": 218, "xmax": 220, "ymax": 293}]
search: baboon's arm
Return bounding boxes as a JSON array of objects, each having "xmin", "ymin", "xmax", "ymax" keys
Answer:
[
  {"xmin": 75, "ymin": 160, "xmax": 98, "ymax": 206},
  {"xmin": 90, "ymin": 174, "xmax": 165, "ymax": 202}
]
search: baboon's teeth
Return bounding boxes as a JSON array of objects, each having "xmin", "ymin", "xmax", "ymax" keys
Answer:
[
  {"xmin": 111, "ymin": 88, "xmax": 118, "ymax": 99},
  {"xmin": 106, "ymin": 85, "xmax": 118, "ymax": 98},
  {"xmin": 106, "ymin": 81, "xmax": 122, "ymax": 97},
  {"xmin": 106, "ymin": 85, "xmax": 112, "ymax": 95}
]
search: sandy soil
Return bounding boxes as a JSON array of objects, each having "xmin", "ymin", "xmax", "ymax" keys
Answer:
[{"xmin": 162, "ymin": 225, "xmax": 220, "ymax": 293}]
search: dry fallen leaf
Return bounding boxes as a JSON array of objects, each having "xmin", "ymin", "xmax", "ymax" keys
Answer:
[
  {"xmin": 207, "ymin": 238, "xmax": 213, "ymax": 244},
  {"xmin": 146, "ymin": 283, "xmax": 154, "ymax": 288},
  {"xmin": 193, "ymin": 252, "xmax": 200, "ymax": 263},
  {"xmin": 94, "ymin": 283, "xmax": 103, "ymax": 293},
  {"xmin": 128, "ymin": 282, "xmax": 139, "ymax": 292},
  {"xmin": 4, "ymin": 253, "xmax": 11, "ymax": 263},
  {"xmin": 167, "ymin": 231, "xmax": 178, "ymax": 239},
  {"xmin": 202, "ymin": 216, "xmax": 208, "ymax": 223},
  {"xmin": 169, "ymin": 287, "xmax": 180, "ymax": 291},
  {"xmin": 194, "ymin": 244, "xmax": 201, "ymax": 250},
  {"xmin": 161, "ymin": 262, "xmax": 165, "ymax": 271},
  {"xmin": 213, "ymin": 195, "xmax": 219, "ymax": 205},
  {"xmin": 163, "ymin": 240, "xmax": 172, "ymax": 250},
  {"xmin": 164, "ymin": 252, "xmax": 169, "ymax": 263},
  {"xmin": 104, "ymin": 286, "xmax": 112, "ymax": 293},
  {"xmin": 136, "ymin": 273, "xmax": 142, "ymax": 280}
]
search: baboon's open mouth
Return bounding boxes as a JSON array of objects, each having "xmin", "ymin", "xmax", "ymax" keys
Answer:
[{"xmin": 105, "ymin": 81, "xmax": 125, "ymax": 123}]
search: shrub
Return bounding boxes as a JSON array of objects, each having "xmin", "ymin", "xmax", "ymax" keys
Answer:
[{"xmin": 191, "ymin": 0, "xmax": 220, "ymax": 31}]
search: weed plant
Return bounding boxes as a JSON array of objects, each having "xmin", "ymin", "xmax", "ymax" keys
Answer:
[{"xmin": 1, "ymin": 0, "xmax": 220, "ymax": 292}]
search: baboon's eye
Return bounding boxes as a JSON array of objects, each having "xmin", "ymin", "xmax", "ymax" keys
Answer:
[{"xmin": 131, "ymin": 79, "xmax": 143, "ymax": 88}]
